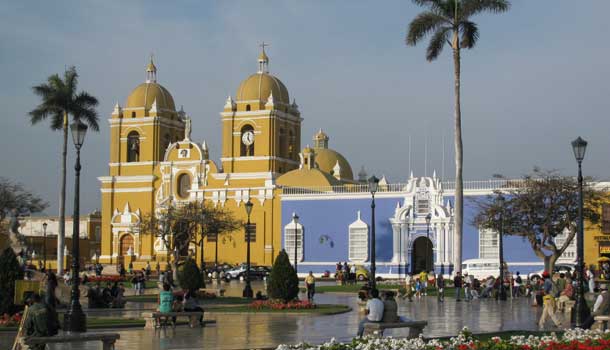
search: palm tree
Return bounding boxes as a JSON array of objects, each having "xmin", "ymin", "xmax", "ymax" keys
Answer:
[
  {"xmin": 406, "ymin": 0, "xmax": 510, "ymax": 273},
  {"xmin": 29, "ymin": 66, "xmax": 99, "ymax": 275}
]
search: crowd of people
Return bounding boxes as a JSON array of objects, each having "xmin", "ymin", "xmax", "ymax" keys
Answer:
[{"xmin": 335, "ymin": 261, "xmax": 358, "ymax": 284}]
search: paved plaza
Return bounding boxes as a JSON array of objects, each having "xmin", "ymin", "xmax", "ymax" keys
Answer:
[{"xmin": 1, "ymin": 281, "xmax": 567, "ymax": 350}]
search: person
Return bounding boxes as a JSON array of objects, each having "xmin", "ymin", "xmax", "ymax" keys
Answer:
[
  {"xmin": 381, "ymin": 291, "xmax": 400, "ymax": 322},
  {"xmin": 403, "ymin": 274, "xmax": 413, "ymax": 302},
  {"xmin": 183, "ymin": 290, "xmax": 204, "ymax": 324},
  {"xmin": 305, "ymin": 271, "xmax": 316, "ymax": 302},
  {"xmin": 436, "ymin": 273, "xmax": 445, "ymax": 302},
  {"xmin": 156, "ymin": 283, "xmax": 174, "ymax": 326},
  {"xmin": 513, "ymin": 272, "xmax": 523, "ymax": 297},
  {"xmin": 155, "ymin": 261, "xmax": 161, "ymax": 276},
  {"xmin": 44, "ymin": 271, "xmax": 58, "ymax": 309},
  {"xmin": 414, "ymin": 279, "xmax": 421, "ymax": 299},
  {"xmin": 102, "ymin": 283, "xmax": 113, "ymax": 307},
  {"xmin": 24, "ymin": 293, "xmax": 59, "ymax": 349},
  {"xmin": 419, "ymin": 270, "xmax": 428, "ymax": 296},
  {"xmin": 556, "ymin": 273, "xmax": 566, "ymax": 295},
  {"xmin": 128, "ymin": 261, "xmax": 134, "ymax": 275},
  {"xmin": 556, "ymin": 277, "xmax": 574, "ymax": 312},
  {"xmin": 350, "ymin": 265, "xmax": 357, "ymax": 284},
  {"xmin": 464, "ymin": 272, "xmax": 473, "ymax": 301},
  {"xmin": 454, "ymin": 272, "xmax": 463, "ymax": 301},
  {"xmin": 587, "ymin": 264, "xmax": 596, "ymax": 293},
  {"xmin": 538, "ymin": 272, "xmax": 562, "ymax": 329},
  {"xmin": 145, "ymin": 262, "xmax": 152, "ymax": 279},
  {"xmin": 357, "ymin": 289, "xmax": 384, "ymax": 337},
  {"xmin": 583, "ymin": 284, "xmax": 610, "ymax": 329},
  {"xmin": 112, "ymin": 283, "xmax": 126, "ymax": 308}
]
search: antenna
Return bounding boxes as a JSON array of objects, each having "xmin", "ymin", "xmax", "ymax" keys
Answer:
[
  {"xmin": 424, "ymin": 133, "xmax": 428, "ymax": 177},
  {"xmin": 408, "ymin": 135, "xmax": 412, "ymax": 179},
  {"xmin": 442, "ymin": 133, "xmax": 445, "ymax": 180}
]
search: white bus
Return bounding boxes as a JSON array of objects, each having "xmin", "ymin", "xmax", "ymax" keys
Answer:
[{"xmin": 461, "ymin": 258, "xmax": 509, "ymax": 280}]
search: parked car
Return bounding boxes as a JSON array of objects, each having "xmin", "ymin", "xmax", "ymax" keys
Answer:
[
  {"xmin": 355, "ymin": 265, "xmax": 369, "ymax": 281},
  {"xmin": 225, "ymin": 264, "xmax": 270, "ymax": 280},
  {"xmin": 528, "ymin": 264, "xmax": 575, "ymax": 280}
]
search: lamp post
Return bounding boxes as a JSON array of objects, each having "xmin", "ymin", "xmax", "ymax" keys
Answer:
[
  {"xmin": 243, "ymin": 200, "xmax": 254, "ymax": 298},
  {"xmin": 368, "ymin": 175, "xmax": 379, "ymax": 289},
  {"xmin": 497, "ymin": 195, "xmax": 507, "ymax": 301},
  {"xmin": 64, "ymin": 120, "xmax": 87, "ymax": 333},
  {"xmin": 292, "ymin": 212, "xmax": 299, "ymax": 273},
  {"xmin": 425, "ymin": 214, "xmax": 431, "ymax": 273},
  {"xmin": 42, "ymin": 222, "xmax": 47, "ymax": 271},
  {"xmin": 572, "ymin": 136, "xmax": 590, "ymax": 327}
]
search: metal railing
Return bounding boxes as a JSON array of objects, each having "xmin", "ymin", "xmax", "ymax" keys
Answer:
[{"xmin": 281, "ymin": 179, "xmax": 528, "ymax": 196}]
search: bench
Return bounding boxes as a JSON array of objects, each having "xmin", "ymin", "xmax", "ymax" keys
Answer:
[
  {"xmin": 593, "ymin": 315, "xmax": 610, "ymax": 330},
  {"xmin": 20, "ymin": 333, "xmax": 120, "ymax": 350},
  {"xmin": 363, "ymin": 320, "xmax": 428, "ymax": 338},
  {"xmin": 142, "ymin": 311, "xmax": 215, "ymax": 329}
]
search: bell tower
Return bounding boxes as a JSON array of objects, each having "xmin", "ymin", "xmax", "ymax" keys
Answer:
[{"xmin": 221, "ymin": 47, "xmax": 302, "ymax": 176}]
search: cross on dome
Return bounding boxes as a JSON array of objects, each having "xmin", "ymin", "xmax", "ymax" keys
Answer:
[
  {"xmin": 146, "ymin": 54, "xmax": 157, "ymax": 83},
  {"xmin": 258, "ymin": 42, "xmax": 270, "ymax": 74}
]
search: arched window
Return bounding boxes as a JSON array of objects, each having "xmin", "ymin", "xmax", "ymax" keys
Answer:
[
  {"xmin": 127, "ymin": 131, "xmax": 140, "ymax": 162},
  {"xmin": 120, "ymin": 234, "xmax": 134, "ymax": 256},
  {"xmin": 240, "ymin": 125, "xmax": 254, "ymax": 157},
  {"xmin": 177, "ymin": 173, "xmax": 190, "ymax": 198},
  {"xmin": 131, "ymin": 111, "xmax": 136, "ymax": 118},
  {"xmin": 246, "ymin": 104, "xmax": 251, "ymax": 111}
]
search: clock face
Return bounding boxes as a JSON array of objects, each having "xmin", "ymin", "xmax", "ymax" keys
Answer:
[{"xmin": 242, "ymin": 131, "xmax": 255, "ymax": 146}]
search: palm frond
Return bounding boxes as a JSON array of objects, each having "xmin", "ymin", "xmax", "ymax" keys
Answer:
[
  {"xmin": 50, "ymin": 112, "xmax": 65, "ymax": 130},
  {"xmin": 64, "ymin": 66, "xmax": 78, "ymax": 96},
  {"xmin": 73, "ymin": 91, "xmax": 100, "ymax": 131},
  {"xmin": 461, "ymin": 0, "xmax": 510, "ymax": 18},
  {"xmin": 460, "ymin": 20, "xmax": 479, "ymax": 49},
  {"xmin": 406, "ymin": 11, "xmax": 449, "ymax": 46},
  {"xmin": 412, "ymin": 0, "xmax": 445, "ymax": 13},
  {"xmin": 426, "ymin": 27, "xmax": 451, "ymax": 61}
]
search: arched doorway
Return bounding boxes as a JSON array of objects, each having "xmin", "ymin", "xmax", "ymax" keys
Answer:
[
  {"xmin": 120, "ymin": 234, "xmax": 134, "ymax": 256},
  {"xmin": 411, "ymin": 236, "xmax": 433, "ymax": 274}
]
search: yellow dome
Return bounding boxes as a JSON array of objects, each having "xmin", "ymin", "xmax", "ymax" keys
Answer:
[
  {"xmin": 314, "ymin": 148, "xmax": 354, "ymax": 180},
  {"xmin": 236, "ymin": 73, "xmax": 290, "ymax": 104},
  {"xmin": 276, "ymin": 168, "xmax": 342, "ymax": 188},
  {"xmin": 126, "ymin": 82, "xmax": 176, "ymax": 111}
]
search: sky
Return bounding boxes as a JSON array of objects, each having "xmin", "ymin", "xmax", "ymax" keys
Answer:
[{"xmin": 1, "ymin": 1, "xmax": 609, "ymax": 216}]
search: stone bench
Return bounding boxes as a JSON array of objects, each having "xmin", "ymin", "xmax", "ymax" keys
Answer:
[
  {"xmin": 363, "ymin": 320, "xmax": 428, "ymax": 338},
  {"xmin": 142, "ymin": 311, "xmax": 215, "ymax": 329},
  {"xmin": 593, "ymin": 315, "xmax": 610, "ymax": 330},
  {"xmin": 21, "ymin": 333, "xmax": 120, "ymax": 350}
]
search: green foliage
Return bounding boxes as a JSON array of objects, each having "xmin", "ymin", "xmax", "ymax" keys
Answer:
[
  {"xmin": 177, "ymin": 258, "xmax": 203, "ymax": 292},
  {"xmin": 0, "ymin": 178, "xmax": 48, "ymax": 223},
  {"xmin": 0, "ymin": 248, "xmax": 24, "ymax": 314},
  {"xmin": 267, "ymin": 250, "xmax": 299, "ymax": 303}
]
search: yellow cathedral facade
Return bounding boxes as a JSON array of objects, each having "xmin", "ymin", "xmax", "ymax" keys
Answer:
[{"xmin": 98, "ymin": 48, "xmax": 357, "ymax": 269}]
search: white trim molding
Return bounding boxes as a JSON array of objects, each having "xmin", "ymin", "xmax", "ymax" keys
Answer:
[{"xmin": 100, "ymin": 187, "xmax": 154, "ymax": 193}]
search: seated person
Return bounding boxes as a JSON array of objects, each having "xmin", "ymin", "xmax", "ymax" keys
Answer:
[
  {"xmin": 112, "ymin": 283, "xmax": 126, "ymax": 308},
  {"xmin": 382, "ymin": 291, "xmax": 411, "ymax": 323},
  {"xmin": 183, "ymin": 290, "xmax": 204, "ymax": 324},
  {"xmin": 156, "ymin": 283, "xmax": 174, "ymax": 326},
  {"xmin": 357, "ymin": 289, "xmax": 384, "ymax": 337}
]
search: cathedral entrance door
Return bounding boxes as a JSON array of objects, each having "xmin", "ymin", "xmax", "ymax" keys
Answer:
[{"xmin": 411, "ymin": 237, "xmax": 433, "ymax": 274}]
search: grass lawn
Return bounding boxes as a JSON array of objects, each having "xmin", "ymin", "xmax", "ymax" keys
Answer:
[
  {"xmin": 208, "ymin": 303, "xmax": 351, "ymax": 315},
  {"xmin": 124, "ymin": 294, "xmax": 251, "ymax": 305}
]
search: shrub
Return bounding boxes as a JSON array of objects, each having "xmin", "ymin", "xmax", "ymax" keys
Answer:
[
  {"xmin": 266, "ymin": 250, "xmax": 299, "ymax": 303},
  {"xmin": 177, "ymin": 258, "xmax": 203, "ymax": 292},
  {"xmin": 0, "ymin": 248, "xmax": 23, "ymax": 315}
]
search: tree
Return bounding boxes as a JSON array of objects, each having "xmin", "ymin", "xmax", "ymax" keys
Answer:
[
  {"xmin": 267, "ymin": 250, "xmax": 299, "ymax": 303},
  {"xmin": 29, "ymin": 66, "xmax": 99, "ymax": 275},
  {"xmin": 473, "ymin": 169, "xmax": 605, "ymax": 272},
  {"xmin": 140, "ymin": 202, "xmax": 241, "ymax": 281},
  {"xmin": 406, "ymin": 0, "xmax": 510, "ymax": 272},
  {"xmin": 0, "ymin": 177, "xmax": 48, "ymax": 224},
  {"xmin": 177, "ymin": 258, "xmax": 203, "ymax": 293},
  {"xmin": 0, "ymin": 248, "xmax": 24, "ymax": 314}
]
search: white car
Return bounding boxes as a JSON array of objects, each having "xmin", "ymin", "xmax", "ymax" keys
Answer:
[{"xmin": 528, "ymin": 264, "xmax": 575, "ymax": 280}]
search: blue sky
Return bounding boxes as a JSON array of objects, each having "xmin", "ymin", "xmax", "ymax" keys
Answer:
[{"xmin": 1, "ymin": 1, "xmax": 609, "ymax": 215}]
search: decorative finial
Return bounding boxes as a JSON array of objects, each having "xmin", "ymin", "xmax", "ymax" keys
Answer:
[
  {"xmin": 184, "ymin": 115, "xmax": 192, "ymax": 141},
  {"xmin": 258, "ymin": 42, "xmax": 270, "ymax": 74},
  {"xmin": 146, "ymin": 53, "xmax": 157, "ymax": 83}
]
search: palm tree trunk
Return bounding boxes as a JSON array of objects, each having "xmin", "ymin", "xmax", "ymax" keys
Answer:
[
  {"xmin": 452, "ymin": 33, "xmax": 464, "ymax": 274},
  {"xmin": 57, "ymin": 111, "xmax": 68, "ymax": 275}
]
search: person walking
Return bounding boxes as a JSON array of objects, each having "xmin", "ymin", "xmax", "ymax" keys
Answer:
[
  {"xmin": 357, "ymin": 289, "xmax": 384, "ymax": 337},
  {"xmin": 454, "ymin": 272, "xmax": 463, "ymax": 301},
  {"xmin": 419, "ymin": 270, "xmax": 428, "ymax": 296},
  {"xmin": 464, "ymin": 272, "xmax": 473, "ymax": 301},
  {"xmin": 404, "ymin": 274, "xmax": 413, "ymax": 302},
  {"xmin": 513, "ymin": 272, "xmax": 523, "ymax": 297},
  {"xmin": 436, "ymin": 273, "xmax": 445, "ymax": 302},
  {"xmin": 538, "ymin": 272, "xmax": 562, "ymax": 329},
  {"xmin": 305, "ymin": 271, "xmax": 316, "ymax": 303}
]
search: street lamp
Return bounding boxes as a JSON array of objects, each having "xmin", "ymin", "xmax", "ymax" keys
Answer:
[
  {"xmin": 497, "ymin": 195, "xmax": 507, "ymax": 301},
  {"xmin": 572, "ymin": 136, "xmax": 590, "ymax": 327},
  {"xmin": 368, "ymin": 175, "xmax": 379, "ymax": 289},
  {"xmin": 243, "ymin": 199, "xmax": 254, "ymax": 298},
  {"xmin": 425, "ymin": 213, "xmax": 432, "ymax": 274},
  {"xmin": 64, "ymin": 120, "xmax": 87, "ymax": 332},
  {"xmin": 292, "ymin": 213, "xmax": 299, "ymax": 274},
  {"xmin": 42, "ymin": 222, "xmax": 47, "ymax": 271}
]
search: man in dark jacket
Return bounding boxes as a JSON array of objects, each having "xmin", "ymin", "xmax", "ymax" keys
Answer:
[
  {"xmin": 24, "ymin": 293, "xmax": 58, "ymax": 349},
  {"xmin": 454, "ymin": 272, "xmax": 463, "ymax": 301},
  {"xmin": 436, "ymin": 274, "xmax": 445, "ymax": 302}
]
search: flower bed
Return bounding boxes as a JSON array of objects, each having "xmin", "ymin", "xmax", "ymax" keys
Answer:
[
  {"xmin": 87, "ymin": 275, "xmax": 126, "ymax": 283},
  {"xmin": 249, "ymin": 300, "xmax": 316, "ymax": 311},
  {"xmin": 276, "ymin": 328, "xmax": 610, "ymax": 350},
  {"xmin": 0, "ymin": 313, "xmax": 22, "ymax": 327}
]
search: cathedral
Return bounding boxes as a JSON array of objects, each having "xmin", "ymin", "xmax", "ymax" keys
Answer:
[{"xmin": 98, "ymin": 48, "xmax": 577, "ymax": 276}]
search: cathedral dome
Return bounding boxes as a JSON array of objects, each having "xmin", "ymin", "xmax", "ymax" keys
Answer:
[
  {"xmin": 314, "ymin": 148, "xmax": 354, "ymax": 180},
  {"xmin": 126, "ymin": 82, "xmax": 176, "ymax": 111},
  {"xmin": 235, "ymin": 47, "xmax": 289, "ymax": 104},
  {"xmin": 125, "ymin": 57, "xmax": 176, "ymax": 111}
]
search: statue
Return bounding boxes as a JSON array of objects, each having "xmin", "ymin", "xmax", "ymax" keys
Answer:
[
  {"xmin": 184, "ymin": 115, "xmax": 192, "ymax": 141},
  {"xmin": 127, "ymin": 246, "xmax": 134, "ymax": 256}
]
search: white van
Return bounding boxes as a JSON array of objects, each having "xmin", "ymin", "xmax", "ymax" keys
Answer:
[{"xmin": 461, "ymin": 259, "xmax": 509, "ymax": 280}]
